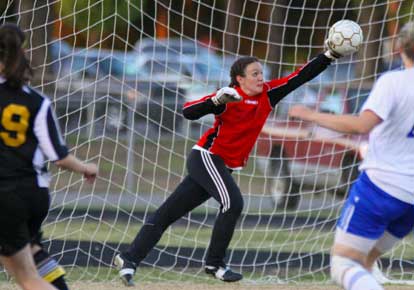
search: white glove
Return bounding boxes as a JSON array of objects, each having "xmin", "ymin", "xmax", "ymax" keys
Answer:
[
  {"xmin": 324, "ymin": 39, "xmax": 342, "ymax": 60},
  {"xmin": 211, "ymin": 87, "xmax": 242, "ymax": 106}
]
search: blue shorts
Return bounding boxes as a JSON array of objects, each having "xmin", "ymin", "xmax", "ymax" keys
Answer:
[{"xmin": 337, "ymin": 171, "xmax": 414, "ymax": 239}]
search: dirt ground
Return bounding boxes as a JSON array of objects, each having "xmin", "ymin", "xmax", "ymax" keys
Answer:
[{"xmin": 2, "ymin": 282, "xmax": 414, "ymax": 290}]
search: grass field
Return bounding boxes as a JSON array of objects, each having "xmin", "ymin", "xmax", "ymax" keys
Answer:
[
  {"xmin": 1, "ymin": 281, "xmax": 414, "ymax": 290},
  {"xmin": 1, "ymin": 265, "xmax": 413, "ymax": 289},
  {"xmin": 42, "ymin": 218, "xmax": 414, "ymax": 258},
  {"xmin": 43, "ymin": 220, "xmax": 334, "ymax": 252}
]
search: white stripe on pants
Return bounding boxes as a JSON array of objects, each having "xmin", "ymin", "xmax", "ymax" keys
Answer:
[{"xmin": 200, "ymin": 151, "xmax": 230, "ymax": 212}]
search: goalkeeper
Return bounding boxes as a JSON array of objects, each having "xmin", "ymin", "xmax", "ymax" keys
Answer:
[
  {"xmin": 289, "ymin": 21, "xmax": 414, "ymax": 290},
  {"xmin": 114, "ymin": 28, "xmax": 356, "ymax": 286},
  {"xmin": 0, "ymin": 23, "xmax": 98, "ymax": 290}
]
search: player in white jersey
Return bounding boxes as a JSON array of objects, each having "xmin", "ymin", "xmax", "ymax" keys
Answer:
[{"xmin": 288, "ymin": 21, "xmax": 414, "ymax": 290}]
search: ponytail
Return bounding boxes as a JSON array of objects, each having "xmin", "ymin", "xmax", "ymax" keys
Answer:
[{"xmin": 0, "ymin": 23, "xmax": 32, "ymax": 88}]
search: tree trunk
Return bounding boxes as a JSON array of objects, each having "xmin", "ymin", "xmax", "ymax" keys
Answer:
[
  {"xmin": 16, "ymin": 0, "xmax": 54, "ymax": 84},
  {"xmin": 266, "ymin": 0, "xmax": 288, "ymax": 78},
  {"xmin": 223, "ymin": 0, "xmax": 242, "ymax": 54},
  {"xmin": 354, "ymin": 0, "xmax": 386, "ymax": 85}
]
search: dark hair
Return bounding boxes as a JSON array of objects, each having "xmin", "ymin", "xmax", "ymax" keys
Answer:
[
  {"xmin": 0, "ymin": 23, "xmax": 32, "ymax": 88},
  {"xmin": 229, "ymin": 56, "xmax": 259, "ymax": 87}
]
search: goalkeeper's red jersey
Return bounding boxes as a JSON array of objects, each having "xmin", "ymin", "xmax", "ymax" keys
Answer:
[{"xmin": 183, "ymin": 53, "xmax": 331, "ymax": 169}]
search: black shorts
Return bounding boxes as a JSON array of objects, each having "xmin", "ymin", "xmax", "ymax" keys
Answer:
[{"xmin": 0, "ymin": 178, "xmax": 49, "ymax": 256}]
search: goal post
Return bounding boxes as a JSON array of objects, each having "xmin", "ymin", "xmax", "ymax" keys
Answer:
[{"xmin": 2, "ymin": 0, "xmax": 414, "ymax": 285}]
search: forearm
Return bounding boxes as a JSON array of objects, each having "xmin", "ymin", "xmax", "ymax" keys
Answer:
[
  {"xmin": 294, "ymin": 53, "xmax": 332, "ymax": 86},
  {"xmin": 183, "ymin": 98, "xmax": 225, "ymax": 120},
  {"xmin": 55, "ymin": 154, "xmax": 87, "ymax": 173},
  {"xmin": 309, "ymin": 113, "xmax": 367, "ymax": 134}
]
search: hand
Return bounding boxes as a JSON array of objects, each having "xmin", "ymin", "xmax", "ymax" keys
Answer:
[
  {"xmin": 288, "ymin": 105, "xmax": 316, "ymax": 121},
  {"xmin": 83, "ymin": 163, "xmax": 98, "ymax": 183},
  {"xmin": 324, "ymin": 36, "xmax": 359, "ymax": 60},
  {"xmin": 211, "ymin": 87, "xmax": 242, "ymax": 106},
  {"xmin": 324, "ymin": 38, "xmax": 343, "ymax": 60}
]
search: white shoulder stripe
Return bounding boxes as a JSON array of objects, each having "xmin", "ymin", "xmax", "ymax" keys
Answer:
[{"xmin": 33, "ymin": 99, "xmax": 59, "ymax": 161}]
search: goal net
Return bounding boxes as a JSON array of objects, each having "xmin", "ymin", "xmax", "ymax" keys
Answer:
[{"xmin": 2, "ymin": 0, "xmax": 414, "ymax": 285}]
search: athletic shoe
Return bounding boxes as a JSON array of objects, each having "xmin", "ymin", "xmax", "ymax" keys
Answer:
[
  {"xmin": 114, "ymin": 253, "xmax": 137, "ymax": 286},
  {"xmin": 205, "ymin": 265, "xmax": 243, "ymax": 282}
]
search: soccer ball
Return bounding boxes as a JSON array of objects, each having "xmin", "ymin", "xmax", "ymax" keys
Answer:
[{"xmin": 328, "ymin": 20, "xmax": 363, "ymax": 56}]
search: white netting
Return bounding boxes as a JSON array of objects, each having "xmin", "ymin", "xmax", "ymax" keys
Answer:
[{"xmin": 2, "ymin": 0, "xmax": 414, "ymax": 285}]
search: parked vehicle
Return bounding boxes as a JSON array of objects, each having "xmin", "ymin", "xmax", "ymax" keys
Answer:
[
  {"xmin": 96, "ymin": 51, "xmax": 186, "ymax": 132},
  {"xmin": 134, "ymin": 38, "xmax": 228, "ymax": 84},
  {"xmin": 255, "ymin": 82, "xmax": 369, "ymax": 209},
  {"xmin": 129, "ymin": 51, "xmax": 224, "ymax": 134},
  {"xmin": 58, "ymin": 48, "xmax": 140, "ymax": 80},
  {"xmin": 48, "ymin": 43, "xmax": 185, "ymax": 134},
  {"xmin": 98, "ymin": 50, "xmax": 141, "ymax": 79},
  {"xmin": 135, "ymin": 37, "xmax": 213, "ymax": 58},
  {"xmin": 132, "ymin": 52, "xmax": 194, "ymax": 83}
]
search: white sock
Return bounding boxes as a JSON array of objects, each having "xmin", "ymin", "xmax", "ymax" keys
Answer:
[
  {"xmin": 331, "ymin": 255, "xmax": 383, "ymax": 290},
  {"xmin": 343, "ymin": 265, "xmax": 383, "ymax": 290}
]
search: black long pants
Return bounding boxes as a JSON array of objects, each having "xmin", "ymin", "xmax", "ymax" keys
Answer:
[{"xmin": 124, "ymin": 149, "xmax": 244, "ymax": 268}]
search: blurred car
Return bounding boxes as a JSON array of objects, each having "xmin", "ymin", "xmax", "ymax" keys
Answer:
[
  {"xmin": 133, "ymin": 52, "xmax": 194, "ymax": 83},
  {"xmin": 48, "ymin": 44, "xmax": 185, "ymax": 133},
  {"xmin": 184, "ymin": 56, "xmax": 229, "ymax": 85},
  {"xmin": 49, "ymin": 39, "xmax": 73, "ymax": 72},
  {"xmin": 134, "ymin": 38, "xmax": 228, "ymax": 84},
  {"xmin": 130, "ymin": 52, "xmax": 224, "ymax": 132},
  {"xmin": 98, "ymin": 50, "xmax": 142, "ymax": 80},
  {"xmin": 135, "ymin": 37, "xmax": 214, "ymax": 58},
  {"xmin": 134, "ymin": 82, "xmax": 186, "ymax": 133},
  {"xmin": 57, "ymin": 47, "xmax": 140, "ymax": 80},
  {"xmin": 255, "ymin": 81, "xmax": 369, "ymax": 209},
  {"xmin": 95, "ymin": 51, "xmax": 186, "ymax": 132}
]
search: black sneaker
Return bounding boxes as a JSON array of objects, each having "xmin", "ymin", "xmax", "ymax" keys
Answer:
[
  {"xmin": 114, "ymin": 253, "xmax": 137, "ymax": 286},
  {"xmin": 205, "ymin": 265, "xmax": 243, "ymax": 282}
]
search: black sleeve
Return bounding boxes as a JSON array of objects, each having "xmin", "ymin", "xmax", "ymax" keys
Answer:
[
  {"xmin": 268, "ymin": 53, "xmax": 332, "ymax": 107},
  {"xmin": 182, "ymin": 98, "xmax": 225, "ymax": 120}
]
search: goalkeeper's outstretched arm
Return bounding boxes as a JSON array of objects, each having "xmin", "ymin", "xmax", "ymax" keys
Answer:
[{"xmin": 266, "ymin": 53, "xmax": 332, "ymax": 107}]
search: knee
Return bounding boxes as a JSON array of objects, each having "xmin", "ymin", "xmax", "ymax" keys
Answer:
[
  {"xmin": 233, "ymin": 194, "xmax": 244, "ymax": 215},
  {"xmin": 225, "ymin": 194, "xmax": 244, "ymax": 216}
]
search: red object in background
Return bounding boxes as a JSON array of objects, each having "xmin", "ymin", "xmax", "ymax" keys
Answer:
[{"xmin": 255, "ymin": 88, "xmax": 368, "ymax": 209}]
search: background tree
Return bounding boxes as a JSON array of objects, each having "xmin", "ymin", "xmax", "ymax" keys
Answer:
[
  {"xmin": 57, "ymin": 0, "xmax": 145, "ymax": 49},
  {"xmin": 354, "ymin": 0, "xmax": 386, "ymax": 84},
  {"xmin": 16, "ymin": 0, "xmax": 54, "ymax": 83}
]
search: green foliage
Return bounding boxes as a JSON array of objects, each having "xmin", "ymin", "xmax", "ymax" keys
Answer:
[
  {"xmin": 58, "ymin": 0, "xmax": 143, "ymax": 35},
  {"xmin": 399, "ymin": 1, "xmax": 414, "ymax": 24}
]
